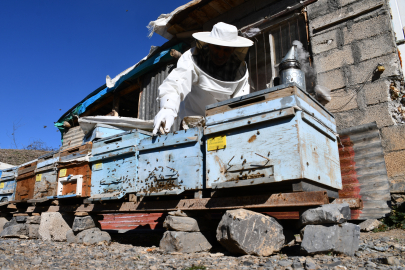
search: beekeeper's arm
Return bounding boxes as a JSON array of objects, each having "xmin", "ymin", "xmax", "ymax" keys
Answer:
[{"xmin": 153, "ymin": 51, "xmax": 198, "ymax": 135}]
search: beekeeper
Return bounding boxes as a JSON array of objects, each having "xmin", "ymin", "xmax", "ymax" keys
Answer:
[{"xmin": 153, "ymin": 22, "xmax": 254, "ymax": 134}]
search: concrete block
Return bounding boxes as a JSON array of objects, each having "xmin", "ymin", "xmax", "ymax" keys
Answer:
[
  {"xmin": 349, "ymin": 53, "xmax": 401, "ymax": 86},
  {"xmin": 317, "ymin": 69, "xmax": 347, "ymax": 90},
  {"xmin": 381, "ymin": 125, "xmax": 405, "ymax": 152},
  {"xmin": 307, "ymin": 0, "xmax": 359, "ymax": 20},
  {"xmin": 216, "ymin": 209, "xmax": 284, "ymax": 256},
  {"xmin": 335, "ymin": 103, "xmax": 395, "ymax": 129},
  {"xmin": 308, "ymin": 0, "xmax": 383, "ymax": 33},
  {"xmin": 81, "ymin": 228, "xmax": 111, "ymax": 245},
  {"xmin": 354, "ymin": 33, "xmax": 397, "ymax": 63},
  {"xmin": 364, "ymin": 79, "xmax": 391, "ymax": 105},
  {"xmin": 311, "ymin": 28, "xmax": 339, "ymax": 54},
  {"xmin": 385, "ymin": 150, "xmax": 405, "ymax": 185},
  {"xmin": 325, "ymin": 88, "xmax": 358, "ymax": 112},
  {"xmin": 160, "ymin": 231, "xmax": 212, "ymax": 253},
  {"xmin": 343, "ymin": 15, "xmax": 392, "ymax": 44},
  {"xmin": 300, "ymin": 203, "xmax": 351, "ymax": 225},
  {"xmin": 313, "ymin": 46, "xmax": 354, "ymax": 73},
  {"xmin": 39, "ymin": 212, "xmax": 74, "ymax": 242}
]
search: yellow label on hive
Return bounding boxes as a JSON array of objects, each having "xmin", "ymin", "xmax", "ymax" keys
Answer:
[
  {"xmin": 0, "ymin": 183, "xmax": 4, "ymax": 189},
  {"xmin": 36, "ymin": 174, "xmax": 42, "ymax": 182},
  {"xmin": 59, "ymin": 169, "xmax": 67, "ymax": 177},
  {"xmin": 94, "ymin": 163, "xmax": 103, "ymax": 171},
  {"xmin": 207, "ymin": 135, "xmax": 226, "ymax": 151}
]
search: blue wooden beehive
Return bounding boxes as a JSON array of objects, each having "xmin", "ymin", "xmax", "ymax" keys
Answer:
[
  {"xmin": 137, "ymin": 127, "xmax": 204, "ymax": 197},
  {"xmin": 83, "ymin": 123, "xmax": 133, "ymax": 144},
  {"xmin": 0, "ymin": 166, "xmax": 18, "ymax": 203},
  {"xmin": 204, "ymin": 83, "xmax": 341, "ymax": 195},
  {"xmin": 89, "ymin": 129, "xmax": 151, "ymax": 201}
]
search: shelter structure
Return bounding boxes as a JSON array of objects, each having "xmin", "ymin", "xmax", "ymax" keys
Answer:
[{"xmin": 55, "ymin": 0, "xmax": 405, "ymax": 219}]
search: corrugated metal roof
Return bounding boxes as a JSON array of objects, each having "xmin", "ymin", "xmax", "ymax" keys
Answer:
[
  {"xmin": 338, "ymin": 122, "xmax": 391, "ymax": 220},
  {"xmin": 138, "ymin": 63, "xmax": 181, "ymax": 131}
]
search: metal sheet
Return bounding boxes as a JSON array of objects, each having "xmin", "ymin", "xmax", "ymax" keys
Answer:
[
  {"xmin": 137, "ymin": 127, "xmax": 204, "ymax": 196},
  {"xmin": 97, "ymin": 213, "xmax": 166, "ymax": 232},
  {"xmin": 139, "ymin": 64, "xmax": 181, "ymax": 131},
  {"xmin": 61, "ymin": 126, "xmax": 86, "ymax": 151},
  {"xmin": 338, "ymin": 122, "xmax": 391, "ymax": 220},
  {"xmin": 89, "ymin": 130, "xmax": 151, "ymax": 201}
]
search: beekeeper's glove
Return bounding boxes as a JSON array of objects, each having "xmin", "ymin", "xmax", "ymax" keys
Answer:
[{"xmin": 153, "ymin": 108, "xmax": 177, "ymax": 135}]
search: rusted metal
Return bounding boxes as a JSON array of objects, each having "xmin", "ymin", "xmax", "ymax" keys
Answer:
[
  {"xmin": 97, "ymin": 213, "xmax": 166, "ymax": 232},
  {"xmin": 338, "ymin": 122, "xmax": 391, "ymax": 220},
  {"xmin": 262, "ymin": 211, "xmax": 300, "ymax": 219}
]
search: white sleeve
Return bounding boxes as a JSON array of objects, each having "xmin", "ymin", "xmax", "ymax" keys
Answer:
[
  {"xmin": 158, "ymin": 50, "xmax": 198, "ymax": 114},
  {"xmin": 232, "ymin": 68, "xmax": 251, "ymax": 98}
]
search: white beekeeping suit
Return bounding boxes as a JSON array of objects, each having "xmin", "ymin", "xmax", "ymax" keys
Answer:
[{"xmin": 153, "ymin": 22, "xmax": 254, "ymax": 134}]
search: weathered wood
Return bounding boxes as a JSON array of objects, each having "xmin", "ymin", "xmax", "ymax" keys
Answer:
[
  {"xmin": 112, "ymin": 93, "xmax": 120, "ymax": 116},
  {"xmin": 75, "ymin": 211, "xmax": 89, "ymax": 216}
]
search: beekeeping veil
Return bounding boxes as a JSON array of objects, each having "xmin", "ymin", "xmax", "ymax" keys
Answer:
[{"xmin": 192, "ymin": 22, "xmax": 253, "ymax": 82}]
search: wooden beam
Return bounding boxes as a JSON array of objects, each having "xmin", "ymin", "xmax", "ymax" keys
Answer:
[{"xmin": 112, "ymin": 93, "xmax": 120, "ymax": 116}]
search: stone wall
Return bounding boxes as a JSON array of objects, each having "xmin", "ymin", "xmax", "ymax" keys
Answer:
[{"xmin": 307, "ymin": 0, "xmax": 405, "ymax": 194}]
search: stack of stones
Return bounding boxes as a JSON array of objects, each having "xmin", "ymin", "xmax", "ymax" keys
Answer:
[
  {"xmin": 66, "ymin": 215, "xmax": 111, "ymax": 245},
  {"xmin": 300, "ymin": 203, "xmax": 361, "ymax": 256},
  {"xmin": 159, "ymin": 210, "xmax": 212, "ymax": 253},
  {"xmin": 0, "ymin": 214, "xmax": 41, "ymax": 239}
]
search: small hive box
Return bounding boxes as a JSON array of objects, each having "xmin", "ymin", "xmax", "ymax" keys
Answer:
[
  {"xmin": 0, "ymin": 166, "xmax": 18, "ymax": 203},
  {"xmin": 52, "ymin": 143, "xmax": 92, "ymax": 199},
  {"xmin": 89, "ymin": 129, "xmax": 151, "ymax": 201},
  {"xmin": 29, "ymin": 151, "xmax": 60, "ymax": 203},
  {"xmin": 137, "ymin": 127, "xmax": 204, "ymax": 197},
  {"xmin": 82, "ymin": 123, "xmax": 133, "ymax": 144},
  {"xmin": 204, "ymin": 83, "xmax": 341, "ymax": 195},
  {"xmin": 15, "ymin": 160, "xmax": 37, "ymax": 202}
]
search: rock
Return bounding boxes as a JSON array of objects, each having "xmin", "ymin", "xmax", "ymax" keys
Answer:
[
  {"xmin": 0, "ymin": 217, "xmax": 10, "ymax": 233},
  {"xmin": 3, "ymin": 217, "xmax": 17, "ymax": 229},
  {"xmin": 72, "ymin": 216, "xmax": 96, "ymax": 232},
  {"xmin": 38, "ymin": 212, "xmax": 74, "ymax": 242},
  {"xmin": 168, "ymin": 209, "xmax": 188, "ymax": 217},
  {"xmin": 28, "ymin": 224, "xmax": 40, "ymax": 239},
  {"xmin": 359, "ymin": 219, "xmax": 382, "ymax": 232},
  {"xmin": 301, "ymin": 223, "xmax": 360, "ymax": 256},
  {"xmin": 66, "ymin": 229, "xmax": 76, "ymax": 243},
  {"xmin": 216, "ymin": 209, "xmax": 284, "ymax": 256},
  {"xmin": 76, "ymin": 228, "xmax": 111, "ymax": 245},
  {"xmin": 26, "ymin": 216, "xmax": 41, "ymax": 224},
  {"xmin": 15, "ymin": 216, "xmax": 28, "ymax": 223},
  {"xmin": 163, "ymin": 216, "xmax": 200, "ymax": 232},
  {"xmin": 159, "ymin": 231, "xmax": 212, "ymax": 253},
  {"xmin": 305, "ymin": 258, "xmax": 318, "ymax": 270},
  {"xmin": 300, "ymin": 204, "xmax": 350, "ymax": 225},
  {"xmin": 278, "ymin": 260, "xmax": 293, "ymax": 267},
  {"xmin": 385, "ymin": 256, "xmax": 401, "ymax": 266},
  {"xmin": 0, "ymin": 224, "xmax": 28, "ymax": 238}
]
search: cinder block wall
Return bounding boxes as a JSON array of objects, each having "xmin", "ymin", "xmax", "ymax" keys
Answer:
[{"xmin": 307, "ymin": 0, "xmax": 405, "ymax": 193}]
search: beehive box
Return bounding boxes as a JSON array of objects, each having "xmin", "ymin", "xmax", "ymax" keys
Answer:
[
  {"xmin": 14, "ymin": 160, "xmax": 37, "ymax": 202},
  {"xmin": 0, "ymin": 166, "xmax": 18, "ymax": 203},
  {"xmin": 29, "ymin": 151, "xmax": 60, "ymax": 202},
  {"xmin": 89, "ymin": 129, "xmax": 151, "ymax": 201},
  {"xmin": 82, "ymin": 123, "xmax": 132, "ymax": 144},
  {"xmin": 137, "ymin": 127, "xmax": 204, "ymax": 196},
  {"xmin": 50, "ymin": 143, "xmax": 92, "ymax": 199},
  {"xmin": 204, "ymin": 83, "xmax": 341, "ymax": 194}
]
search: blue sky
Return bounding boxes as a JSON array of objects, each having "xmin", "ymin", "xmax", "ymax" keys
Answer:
[{"xmin": 0, "ymin": 0, "xmax": 187, "ymax": 151}]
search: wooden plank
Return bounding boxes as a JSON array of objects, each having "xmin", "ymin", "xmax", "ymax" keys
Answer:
[
  {"xmin": 112, "ymin": 94, "xmax": 120, "ymax": 116},
  {"xmin": 208, "ymin": 0, "xmax": 232, "ymax": 14}
]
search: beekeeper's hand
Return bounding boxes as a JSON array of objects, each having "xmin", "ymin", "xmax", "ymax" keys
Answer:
[{"xmin": 153, "ymin": 108, "xmax": 177, "ymax": 135}]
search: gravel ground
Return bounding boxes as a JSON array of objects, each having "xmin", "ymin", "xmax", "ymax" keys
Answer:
[{"xmin": 0, "ymin": 229, "xmax": 404, "ymax": 270}]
